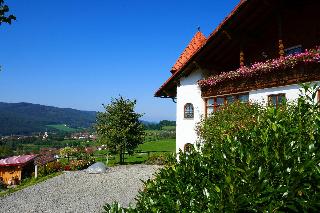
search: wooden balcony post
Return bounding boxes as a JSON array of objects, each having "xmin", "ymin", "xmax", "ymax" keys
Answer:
[
  {"xmin": 278, "ymin": 12, "xmax": 285, "ymax": 58},
  {"xmin": 240, "ymin": 50, "xmax": 245, "ymax": 67},
  {"xmin": 279, "ymin": 39, "xmax": 285, "ymax": 58}
]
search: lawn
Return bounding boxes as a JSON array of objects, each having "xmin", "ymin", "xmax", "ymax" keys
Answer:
[
  {"xmin": 144, "ymin": 127, "xmax": 176, "ymax": 142},
  {"xmin": 137, "ymin": 139, "xmax": 175, "ymax": 152},
  {"xmin": 17, "ymin": 139, "xmax": 88, "ymax": 154},
  {"xmin": 93, "ymin": 139, "xmax": 176, "ymax": 166},
  {"xmin": 161, "ymin": 126, "xmax": 176, "ymax": 131},
  {"xmin": 46, "ymin": 124, "xmax": 79, "ymax": 132}
]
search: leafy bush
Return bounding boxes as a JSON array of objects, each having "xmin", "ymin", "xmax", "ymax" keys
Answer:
[
  {"xmin": 59, "ymin": 147, "xmax": 77, "ymax": 161},
  {"xmin": 69, "ymin": 159, "xmax": 95, "ymax": 171},
  {"xmin": 145, "ymin": 153, "xmax": 176, "ymax": 166},
  {"xmin": 197, "ymin": 101, "xmax": 262, "ymax": 155},
  {"xmin": 38, "ymin": 161, "xmax": 62, "ymax": 177},
  {"xmin": 72, "ymin": 146, "xmax": 94, "ymax": 160},
  {"xmin": 64, "ymin": 165, "xmax": 71, "ymax": 171},
  {"xmin": 104, "ymin": 202, "xmax": 129, "ymax": 213},
  {"xmin": 104, "ymin": 85, "xmax": 320, "ymax": 212}
]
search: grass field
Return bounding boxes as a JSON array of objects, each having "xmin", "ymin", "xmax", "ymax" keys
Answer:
[
  {"xmin": 161, "ymin": 126, "xmax": 176, "ymax": 131},
  {"xmin": 46, "ymin": 124, "xmax": 79, "ymax": 132},
  {"xmin": 17, "ymin": 139, "xmax": 88, "ymax": 153},
  {"xmin": 137, "ymin": 139, "xmax": 175, "ymax": 152},
  {"xmin": 94, "ymin": 139, "xmax": 176, "ymax": 166}
]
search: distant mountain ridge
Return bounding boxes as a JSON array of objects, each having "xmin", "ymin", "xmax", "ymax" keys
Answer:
[{"xmin": 0, "ymin": 102, "xmax": 97, "ymax": 135}]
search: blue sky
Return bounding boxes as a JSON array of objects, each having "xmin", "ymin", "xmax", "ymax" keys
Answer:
[{"xmin": 0, "ymin": 0, "xmax": 239, "ymax": 121}]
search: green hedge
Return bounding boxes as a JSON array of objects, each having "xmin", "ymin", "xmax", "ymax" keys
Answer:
[{"xmin": 104, "ymin": 85, "xmax": 320, "ymax": 212}]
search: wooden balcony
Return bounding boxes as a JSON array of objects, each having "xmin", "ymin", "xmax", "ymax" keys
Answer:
[{"xmin": 200, "ymin": 47, "xmax": 320, "ymax": 97}]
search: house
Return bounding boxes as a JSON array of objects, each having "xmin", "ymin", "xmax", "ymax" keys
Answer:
[
  {"xmin": 155, "ymin": 0, "xmax": 320, "ymax": 153},
  {"xmin": 71, "ymin": 132, "xmax": 90, "ymax": 140},
  {"xmin": 0, "ymin": 155, "xmax": 37, "ymax": 185}
]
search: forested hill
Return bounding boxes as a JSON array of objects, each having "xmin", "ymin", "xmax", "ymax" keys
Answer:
[{"xmin": 0, "ymin": 102, "xmax": 97, "ymax": 135}]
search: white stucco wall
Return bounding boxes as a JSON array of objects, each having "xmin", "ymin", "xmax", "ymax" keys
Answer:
[
  {"xmin": 176, "ymin": 69, "xmax": 204, "ymax": 152},
  {"xmin": 249, "ymin": 82, "xmax": 320, "ymax": 104},
  {"xmin": 175, "ymin": 78, "xmax": 320, "ymax": 153},
  {"xmin": 249, "ymin": 84, "xmax": 302, "ymax": 104}
]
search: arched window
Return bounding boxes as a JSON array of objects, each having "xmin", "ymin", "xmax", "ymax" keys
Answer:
[
  {"xmin": 184, "ymin": 103, "xmax": 194, "ymax": 119},
  {"xmin": 184, "ymin": 143, "xmax": 193, "ymax": 153}
]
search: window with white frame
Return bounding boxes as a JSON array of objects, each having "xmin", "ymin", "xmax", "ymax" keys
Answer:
[{"xmin": 205, "ymin": 93, "xmax": 249, "ymax": 116}]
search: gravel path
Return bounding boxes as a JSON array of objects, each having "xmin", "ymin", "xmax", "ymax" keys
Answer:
[{"xmin": 0, "ymin": 165, "xmax": 161, "ymax": 213}]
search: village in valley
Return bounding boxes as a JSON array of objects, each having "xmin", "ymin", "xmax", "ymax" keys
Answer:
[{"xmin": 1, "ymin": 0, "xmax": 320, "ymax": 212}]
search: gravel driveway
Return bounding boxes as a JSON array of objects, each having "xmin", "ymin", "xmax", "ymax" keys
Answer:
[{"xmin": 0, "ymin": 165, "xmax": 161, "ymax": 213}]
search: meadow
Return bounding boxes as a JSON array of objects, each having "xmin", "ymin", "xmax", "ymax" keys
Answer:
[
  {"xmin": 93, "ymin": 139, "xmax": 176, "ymax": 165},
  {"xmin": 46, "ymin": 124, "xmax": 80, "ymax": 132},
  {"xmin": 1, "ymin": 122, "xmax": 176, "ymax": 166}
]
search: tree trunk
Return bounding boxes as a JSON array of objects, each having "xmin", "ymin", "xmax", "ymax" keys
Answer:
[{"xmin": 119, "ymin": 146, "xmax": 124, "ymax": 165}]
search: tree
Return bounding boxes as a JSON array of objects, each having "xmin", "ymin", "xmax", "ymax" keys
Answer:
[
  {"xmin": 159, "ymin": 120, "xmax": 176, "ymax": 127},
  {"xmin": 0, "ymin": 0, "xmax": 16, "ymax": 25},
  {"xmin": 0, "ymin": 145, "xmax": 13, "ymax": 158},
  {"xmin": 59, "ymin": 147, "xmax": 77, "ymax": 162},
  {"xmin": 96, "ymin": 96, "xmax": 144, "ymax": 164}
]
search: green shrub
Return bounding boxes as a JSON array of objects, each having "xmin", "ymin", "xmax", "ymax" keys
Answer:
[
  {"xmin": 69, "ymin": 158, "xmax": 95, "ymax": 171},
  {"xmin": 38, "ymin": 161, "xmax": 62, "ymax": 177},
  {"xmin": 145, "ymin": 152, "xmax": 176, "ymax": 166},
  {"xmin": 104, "ymin": 85, "xmax": 320, "ymax": 212},
  {"xmin": 104, "ymin": 202, "xmax": 130, "ymax": 213}
]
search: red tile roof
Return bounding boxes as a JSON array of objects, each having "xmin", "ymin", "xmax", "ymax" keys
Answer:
[
  {"xmin": 0, "ymin": 155, "xmax": 37, "ymax": 167},
  {"xmin": 155, "ymin": 0, "xmax": 248, "ymax": 98},
  {"xmin": 34, "ymin": 154, "xmax": 56, "ymax": 166},
  {"xmin": 171, "ymin": 31, "xmax": 207, "ymax": 74},
  {"xmin": 155, "ymin": 32, "xmax": 207, "ymax": 97}
]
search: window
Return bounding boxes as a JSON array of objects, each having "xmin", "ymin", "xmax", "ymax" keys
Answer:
[
  {"xmin": 268, "ymin": 93, "xmax": 286, "ymax": 107},
  {"xmin": 184, "ymin": 103, "xmax": 194, "ymax": 119},
  {"xmin": 184, "ymin": 143, "xmax": 193, "ymax": 153},
  {"xmin": 205, "ymin": 93, "xmax": 249, "ymax": 116},
  {"xmin": 238, "ymin": 94, "xmax": 249, "ymax": 103},
  {"xmin": 285, "ymin": 45, "xmax": 302, "ymax": 56}
]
